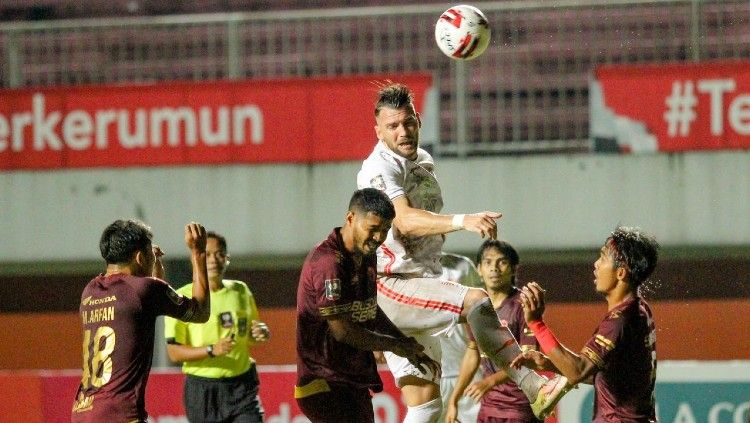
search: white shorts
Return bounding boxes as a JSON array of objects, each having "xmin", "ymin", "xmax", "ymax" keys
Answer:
[{"xmin": 377, "ymin": 276, "xmax": 469, "ymax": 383}]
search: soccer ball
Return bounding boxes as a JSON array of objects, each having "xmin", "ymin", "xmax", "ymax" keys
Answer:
[{"xmin": 434, "ymin": 5, "xmax": 491, "ymax": 61}]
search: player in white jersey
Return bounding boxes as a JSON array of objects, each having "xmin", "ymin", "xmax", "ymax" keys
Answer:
[
  {"xmin": 357, "ymin": 82, "xmax": 571, "ymax": 422},
  {"xmin": 438, "ymin": 253, "xmax": 482, "ymax": 423}
]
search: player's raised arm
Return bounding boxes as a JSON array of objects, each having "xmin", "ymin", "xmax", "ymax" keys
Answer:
[
  {"xmin": 184, "ymin": 222, "xmax": 210, "ymax": 323},
  {"xmin": 518, "ymin": 282, "xmax": 597, "ymax": 385},
  {"xmin": 392, "ymin": 196, "xmax": 502, "ymax": 239}
]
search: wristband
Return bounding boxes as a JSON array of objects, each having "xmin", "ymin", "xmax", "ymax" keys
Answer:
[
  {"xmin": 528, "ymin": 320, "xmax": 561, "ymax": 354},
  {"xmin": 206, "ymin": 344, "xmax": 215, "ymax": 358},
  {"xmin": 451, "ymin": 214, "xmax": 465, "ymax": 230}
]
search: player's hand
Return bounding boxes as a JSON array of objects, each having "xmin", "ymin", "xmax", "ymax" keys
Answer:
[
  {"xmin": 152, "ymin": 245, "xmax": 165, "ymax": 279},
  {"xmin": 509, "ymin": 349, "xmax": 551, "ymax": 371},
  {"xmin": 212, "ymin": 336, "xmax": 236, "ymax": 357},
  {"xmin": 393, "ymin": 337, "xmax": 442, "ymax": 379},
  {"xmin": 444, "ymin": 402, "xmax": 459, "ymax": 423},
  {"xmin": 184, "ymin": 222, "xmax": 207, "ymax": 253},
  {"xmin": 251, "ymin": 320, "xmax": 270, "ymax": 342},
  {"xmin": 519, "ymin": 281, "xmax": 546, "ymax": 323},
  {"xmin": 462, "ymin": 211, "xmax": 502, "ymax": 239},
  {"xmin": 464, "ymin": 379, "xmax": 493, "ymax": 402}
]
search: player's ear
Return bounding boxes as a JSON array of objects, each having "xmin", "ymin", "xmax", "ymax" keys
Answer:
[
  {"xmin": 416, "ymin": 111, "xmax": 422, "ymax": 127},
  {"xmin": 133, "ymin": 249, "xmax": 143, "ymax": 265},
  {"xmin": 345, "ymin": 210, "xmax": 355, "ymax": 226},
  {"xmin": 616, "ymin": 266, "xmax": 628, "ymax": 283}
]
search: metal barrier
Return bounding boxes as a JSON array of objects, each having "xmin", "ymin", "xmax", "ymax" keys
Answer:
[{"xmin": 2, "ymin": 0, "xmax": 749, "ymax": 155}]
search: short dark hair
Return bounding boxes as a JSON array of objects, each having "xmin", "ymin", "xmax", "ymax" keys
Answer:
[
  {"xmin": 99, "ymin": 219, "xmax": 153, "ymax": 264},
  {"xmin": 207, "ymin": 231, "xmax": 227, "ymax": 253},
  {"xmin": 605, "ymin": 226, "xmax": 659, "ymax": 288},
  {"xmin": 476, "ymin": 239, "xmax": 520, "ymax": 285},
  {"xmin": 349, "ymin": 188, "xmax": 396, "ymax": 220},
  {"xmin": 375, "ymin": 82, "xmax": 414, "ymax": 116}
]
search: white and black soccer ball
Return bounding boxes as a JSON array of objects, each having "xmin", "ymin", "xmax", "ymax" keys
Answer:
[{"xmin": 434, "ymin": 5, "xmax": 491, "ymax": 61}]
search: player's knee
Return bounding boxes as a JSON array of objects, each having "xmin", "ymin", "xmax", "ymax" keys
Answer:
[
  {"xmin": 403, "ymin": 397, "xmax": 442, "ymax": 423},
  {"xmin": 462, "ymin": 287, "xmax": 489, "ymax": 310}
]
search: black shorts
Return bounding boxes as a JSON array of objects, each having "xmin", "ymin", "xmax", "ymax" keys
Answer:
[
  {"xmin": 184, "ymin": 366, "xmax": 264, "ymax": 423},
  {"xmin": 296, "ymin": 383, "xmax": 374, "ymax": 423}
]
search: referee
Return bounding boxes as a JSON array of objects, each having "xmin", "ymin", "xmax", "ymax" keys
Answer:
[{"xmin": 165, "ymin": 231, "xmax": 270, "ymax": 423}]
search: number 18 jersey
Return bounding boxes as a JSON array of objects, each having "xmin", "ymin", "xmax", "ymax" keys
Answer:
[{"xmin": 72, "ymin": 273, "xmax": 195, "ymax": 423}]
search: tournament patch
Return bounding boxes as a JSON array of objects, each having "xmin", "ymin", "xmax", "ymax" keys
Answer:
[
  {"xmin": 324, "ymin": 278, "xmax": 342, "ymax": 300},
  {"xmin": 220, "ymin": 311, "xmax": 234, "ymax": 328},
  {"xmin": 370, "ymin": 174, "xmax": 387, "ymax": 191}
]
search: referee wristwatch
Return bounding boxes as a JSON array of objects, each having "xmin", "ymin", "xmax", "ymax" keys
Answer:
[{"xmin": 206, "ymin": 344, "xmax": 215, "ymax": 358}]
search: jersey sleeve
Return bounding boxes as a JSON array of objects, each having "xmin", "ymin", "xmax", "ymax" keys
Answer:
[
  {"xmin": 146, "ymin": 278, "xmax": 196, "ymax": 321},
  {"xmin": 164, "ymin": 284, "xmax": 190, "ymax": 343},
  {"xmin": 581, "ymin": 310, "xmax": 625, "ymax": 369},
  {"xmin": 309, "ymin": 252, "xmax": 353, "ymax": 319},
  {"xmin": 357, "ymin": 151, "xmax": 406, "ymax": 200}
]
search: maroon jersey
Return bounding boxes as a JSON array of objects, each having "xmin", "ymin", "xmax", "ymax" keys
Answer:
[
  {"xmin": 296, "ymin": 228, "xmax": 383, "ymax": 392},
  {"xmin": 71, "ymin": 274, "xmax": 196, "ymax": 423},
  {"xmin": 478, "ymin": 287, "xmax": 541, "ymax": 422},
  {"xmin": 582, "ymin": 296, "xmax": 657, "ymax": 422}
]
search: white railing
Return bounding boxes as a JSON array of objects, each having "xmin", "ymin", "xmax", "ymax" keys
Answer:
[{"xmin": 2, "ymin": 0, "xmax": 748, "ymax": 155}]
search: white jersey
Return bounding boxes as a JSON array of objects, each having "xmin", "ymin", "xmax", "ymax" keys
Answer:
[{"xmin": 357, "ymin": 141, "xmax": 445, "ymax": 277}]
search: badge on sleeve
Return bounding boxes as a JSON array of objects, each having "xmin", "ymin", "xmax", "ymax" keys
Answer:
[
  {"xmin": 370, "ymin": 175, "xmax": 386, "ymax": 191},
  {"xmin": 324, "ymin": 279, "xmax": 341, "ymax": 300}
]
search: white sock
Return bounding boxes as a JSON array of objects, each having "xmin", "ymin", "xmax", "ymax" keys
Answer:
[{"xmin": 403, "ymin": 397, "xmax": 442, "ymax": 423}]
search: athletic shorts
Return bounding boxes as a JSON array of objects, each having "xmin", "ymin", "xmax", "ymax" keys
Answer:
[
  {"xmin": 184, "ymin": 366, "xmax": 264, "ymax": 423},
  {"xmin": 296, "ymin": 383, "xmax": 374, "ymax": 423},
  {"xmin": 377, "ymin": 276, "xmax": 469, "ymax": 383}
]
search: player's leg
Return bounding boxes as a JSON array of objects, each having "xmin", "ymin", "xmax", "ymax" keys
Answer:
[
  {"xmin": 377, "ymin": 276, "xmax": 467, "ymax": 423},
  {"xmin": 462, "ymin": 289, "xmax": 571, "ymax": 418},
  {"xmin": 383, "ymin": 334, "xmax": 443, "ymax": 423}
]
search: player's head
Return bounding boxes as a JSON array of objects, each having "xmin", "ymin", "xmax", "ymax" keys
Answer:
[
  {"xmin": 476, "ymin": 239, "xmax": 520, "ymax": 292},
  {"xmin": 374, "ymin": 82, "xmax": 421, "ymax": 161},
  {"xmin": 206, "ymin": 231, "xmax": 229, "ymax": 280},
  {"xmin": 596, "ymin": 226, "xmax": 659, "ymax": 293},
  {"xmin": 99, "ymin": 219, "xmax": 154, "ymax": 276},
  {"xmin": 345, "ymin": 188, "xmax": 395, "ymax": 256}
]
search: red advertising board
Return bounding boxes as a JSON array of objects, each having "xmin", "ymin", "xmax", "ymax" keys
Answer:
[
  {"xmin": 8, "ymin": 366, "xmax": 406, "ymax": 423},
  {"xmin": 0, "ymin": 74, "xmax": 432, "ymax": 170},
  {"xmin": 592, "ymin": 60, "xmax": 750, "ymax": 153}
]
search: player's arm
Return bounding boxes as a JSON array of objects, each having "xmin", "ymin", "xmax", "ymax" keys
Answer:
[
  {"xmin": 465, "ymin": 368, "xmax": 509, "ymax": 403},
  {"xmin": 516, "ymin": 282, "xmax": 597, "ymax": 385},
  {"xmin": 445, "ymin": 341, "xmax": 481, "ymax": 422},
  {"xmin": 152, "ymin": 245, "xmax": 166, "ymax": 279},
  {"xmin": 327, "ymin": 314, "xmax": 439, "ymax": 376},
  {"xmin": 182, "ymin": 222, "xmax": 211, "ymax": 323},
  {"xmin": 391, "ymin": 196, "xmax": 501, "ymax": 239}
]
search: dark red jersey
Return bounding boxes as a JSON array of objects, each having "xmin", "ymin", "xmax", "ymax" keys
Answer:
[
  {"xmin": 582, "ymin": 296, "xmax": 657, "ymax": 422},
  {"xmin": 478, "ymin": 287, "xmax": 541, "ymax": 422},
  {"xmin": 296, "ymin": 228, "xmax": 383, "ymax": 392},
  {"xmin": 72, "ymin": 274, "xmax": 196, "ymax": 423}
]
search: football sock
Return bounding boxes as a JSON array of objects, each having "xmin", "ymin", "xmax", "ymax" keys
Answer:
[{"xmin": 465, "ymin": 296, "xmax": 546, "ymax": 402}]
